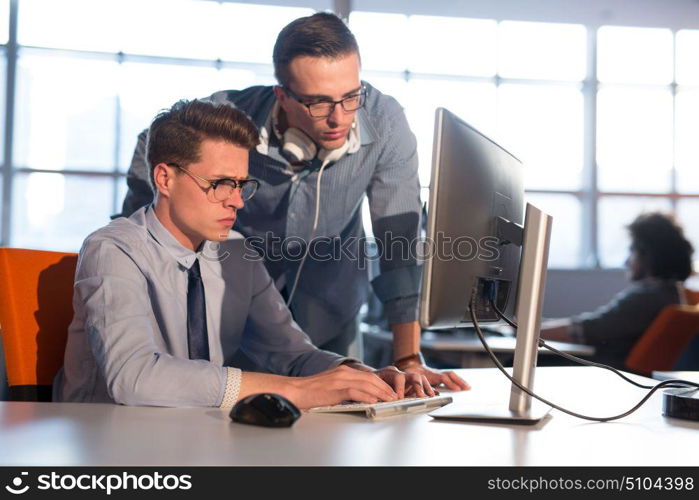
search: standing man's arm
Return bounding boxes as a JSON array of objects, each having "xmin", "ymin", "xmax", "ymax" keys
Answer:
[
  {"xmin": 120, "ymin": 130, "xmax": 154, "ymax": 218},
  {"xmin": 366, "ymin": 100, "xmax": 469, "ymax": 391}
]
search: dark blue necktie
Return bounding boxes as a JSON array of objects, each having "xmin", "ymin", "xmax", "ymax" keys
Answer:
[{"xmin": 187, "ymin": 259, "xmax": 209, "ymax": 361}]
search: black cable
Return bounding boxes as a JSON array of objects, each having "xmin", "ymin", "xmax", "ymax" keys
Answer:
[
  {"xmin": 469, "ymin": 296, "xmax": 699, "ymax": 422},
  {"xmin": 489, "ymin": 298, "xmax": 689, "ymax": 390}
]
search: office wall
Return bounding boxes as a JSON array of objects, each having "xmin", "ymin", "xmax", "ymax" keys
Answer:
[{"xmin": 543, "ymin": 268, "xmax": 627, "ymax": 318}]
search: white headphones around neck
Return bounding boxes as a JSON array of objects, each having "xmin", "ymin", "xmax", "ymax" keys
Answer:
[{"xmin": 280, "ymin": 122, "xmax": 356, "ymax": 166}]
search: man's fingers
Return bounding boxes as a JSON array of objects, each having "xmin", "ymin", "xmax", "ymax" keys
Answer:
[
  {"xmin": 422, "ymin": 375, "xmax": 436, "ymax": 396},
  {"xmin": 443, "ymin": 370, "xmax": 471, "ymax": 390},
  {"xmin": 338, "ymin": 368, "xmax": 398, "ymax": 401}
]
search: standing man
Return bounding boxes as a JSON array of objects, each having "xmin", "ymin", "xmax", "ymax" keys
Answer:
[
  {"xmin": 120, "ymin": 13, "xmax": 468, "ymax": 390},
  {"xmin": 55, "ymin": 99, "xmax": 433, "ymax": 408}
]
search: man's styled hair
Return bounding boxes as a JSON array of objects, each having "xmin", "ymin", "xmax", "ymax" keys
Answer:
[
  {"xmin": 628, "ymin": 212, "xmax": 694, "ymax": 281},
  {"xmin": 146, "ymin": 99, "xmax": 259, "ymax": 187},
  {"xmin": 273, "ymin": 12, "xmax": 360, "ymax": 86}
]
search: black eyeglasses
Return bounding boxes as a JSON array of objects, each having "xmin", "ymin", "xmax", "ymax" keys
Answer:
[
  {"xmin": 282, "ymin": 85, "xmax": 367, "ymax": 118},
  {"xmin": 167, "ymin": 163, "xmax": 259, "ymax": 202}
]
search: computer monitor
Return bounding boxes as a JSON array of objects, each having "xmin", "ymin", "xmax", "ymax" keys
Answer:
[{"xmin": 421, "ymin": 108, "xmax": 553, "ymax": 424}]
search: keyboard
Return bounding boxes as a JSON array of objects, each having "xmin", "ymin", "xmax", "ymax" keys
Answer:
[{"xmin": 307, "ymin": 395, "xmax": 453, "ymax": 419}]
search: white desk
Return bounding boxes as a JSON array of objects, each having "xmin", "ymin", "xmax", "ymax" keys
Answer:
[
  {"xmin": 1, "ymin": 367, "xmax": 695, "ymax": 466},
  {"xmin": 652, "ymin": 371, "xmax": 699, "ymax": 384}
]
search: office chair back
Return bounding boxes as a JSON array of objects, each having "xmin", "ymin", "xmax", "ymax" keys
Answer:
[
  {"xmin": 624, "ymin": 303, "xmax": 699, "ymax": 376},
  {"xmin": 684, "ymin": 288, "xmax": 699, "ymax": 306},
  {"xmin": 0, "ymin": 248, "xmax": 78, "ymax": 401}
]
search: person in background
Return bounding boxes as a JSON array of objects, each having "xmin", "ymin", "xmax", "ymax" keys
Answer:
[
  {"xmin": 119, "ymin": 12, "xmax": 468, "ymax": 391},
  {"xmin": 540, "ymin": 212, "xmax": 694, "ymax": 369},
  {"xmin": 54, "ymin": 99, "xmax": 436, "ymax": 409}
]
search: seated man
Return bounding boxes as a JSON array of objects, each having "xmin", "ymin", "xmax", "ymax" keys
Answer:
[
  {"xmin": 541, "ymin": 212, "xmax": 694, "ymax": 369},
  {"xmin": 54, "ymin": 99, "xmax": 434, "ymax": 409}
]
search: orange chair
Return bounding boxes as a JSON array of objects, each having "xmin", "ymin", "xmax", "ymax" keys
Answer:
[
  {"xmin": 684, "ymin": 288, "xmax": 699, "ymax": 306},
  {"xmin": 624, "ymin": 303, "xmax": 699, "ymax": 376},
  {"xmin": 0, "ymin": 248, "xmax": 78, "ymax": 401}
]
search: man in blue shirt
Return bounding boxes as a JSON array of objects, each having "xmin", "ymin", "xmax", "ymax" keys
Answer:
[
  {"xmin": 120, "ymin": 13, "xmax": 468, "ymax": 391},
  {"xmin": 56, "ymin": 99, "xmax": 434, "ymax": 408}
]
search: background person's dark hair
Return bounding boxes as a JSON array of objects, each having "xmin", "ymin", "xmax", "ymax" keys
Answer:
[
  {"xmin": 146, "ymin": 99, "xmax": 259, "ymax": 188},
  {"xmin": 273, "ymin": 12, "xmax": 360, "ymax": 86},
  {"xmin": 627, "ymin": 212, "xmax": 694, "ymax": 281}
]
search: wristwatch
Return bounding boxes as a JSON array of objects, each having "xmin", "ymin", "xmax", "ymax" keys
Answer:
[{"xmin": 393, "ymin": 352, "xmax": 425, "ymax": 371}]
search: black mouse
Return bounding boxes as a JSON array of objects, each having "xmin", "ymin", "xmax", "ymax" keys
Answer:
[{"xmin": 230, "ymin": 393, "xmax": 301, "ymax": 427}]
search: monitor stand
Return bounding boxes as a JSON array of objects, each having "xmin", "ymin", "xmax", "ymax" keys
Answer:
[{"xmin": 430, "ymin": 203, "xmax": 553, "ymax": 425}]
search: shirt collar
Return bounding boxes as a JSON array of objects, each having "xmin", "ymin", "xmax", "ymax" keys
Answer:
[{"xmin": 144, "ymin": 204, "xmax": 200, "ymax": 270}]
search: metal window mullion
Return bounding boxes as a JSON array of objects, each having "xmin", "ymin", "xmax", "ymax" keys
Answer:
[
  {"xmin": 671, "ymin": 29, "xmax": 679, "ymax": 213},
  {"xmin": 2, "ymin": 0, "xmax": 19, "ymax": 246},
  {"xmin": 113, "ymin": 51, "xmax": 124, "ymax": 216},
  {"xmin": 581, "ymin": 25, "xmax": 599, "ymax": 268}
]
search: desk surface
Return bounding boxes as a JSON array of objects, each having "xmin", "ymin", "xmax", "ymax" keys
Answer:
[{"xmin": 1, "ymin": 367, "xmax": 695, "ymax": 467}]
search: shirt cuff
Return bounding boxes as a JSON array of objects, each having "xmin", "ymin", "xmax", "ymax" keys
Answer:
[
  {"xmin": 371, "ymin": 265, "xmax": 422, "ymax": 302},
  {"xmin": 382, "ymin": 294, "xmax": 419, "ymax": 324},
  {"xmin": 219, "ymin": 367, "xmax": 243, "ymax": 409}
]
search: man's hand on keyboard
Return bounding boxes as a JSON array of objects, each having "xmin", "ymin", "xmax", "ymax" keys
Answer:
[
  {"xmin": 403, "ymin": 364, "xmax": 471, "ymax": 392},
  {"xmin": 287, "ymin": 364, "xmax": 399, "ymax": 409},
  {"xmin": 373, "ymin": 366, "xmax": 436, "ymax": 399},
  {"xmin": 339, "ymin": 362, "xmax": 436, "ymax": 399}
]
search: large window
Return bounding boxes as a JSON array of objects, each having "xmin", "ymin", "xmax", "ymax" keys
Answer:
[
  {"xmin": 351, "ymin": 13, "xmax": 588, "ymax": 268},
  {"xmin": 1, "ymin": 1, "xmax": 698, "ymax": 269},
  {"xmin": 3, "ymin": 0, "xmax": 318, "ymax": 251},
  {"xmin": 350, "ymin": 12, "xmax": 699, "ymax": 269}
]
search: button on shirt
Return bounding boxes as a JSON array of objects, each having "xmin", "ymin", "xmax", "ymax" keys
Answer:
[{"xmin": 54, "ymin": 205, "xmax": 347, "ymax": 407}]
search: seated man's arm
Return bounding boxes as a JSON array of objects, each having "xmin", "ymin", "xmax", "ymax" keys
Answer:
[
  {"xmin": 74, "ymin": 238, "xmax": 228, "ymax": 407},
  {"xmin": 237, "ymin": 259, "xmax": 405, "ymax": 407}
]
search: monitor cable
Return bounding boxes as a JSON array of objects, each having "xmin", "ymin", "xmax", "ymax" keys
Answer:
[{"xmin": 469, "ymin": 295, "xmax": 699, "ymax": 422}]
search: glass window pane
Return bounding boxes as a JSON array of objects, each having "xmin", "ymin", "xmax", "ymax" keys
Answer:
[
  {"xmin": 118, "ymin": 0, "xmax": 222, "ymax": 59},
  {"xmin": 499, "ymin": 21, "xmax": 586, "ymax": 81},
  {"xmin": 598, "ymin": 196, "xmax": 672, "ymax": 268},
  {"xmin": 15, "ymin": 52, "xmax": 118, "ymax": 171},
  {"xmin": 525, "ymin": 193, "xmax": 582, "ymax": 268},
  {"xmin": 11, "ymin": 173, "xmax": 114, "ymax": 252},
  {"xmin": 596, "ymin": 87, "xmax": 673, "ymax": 193},
  {"xmin": 497, "ymin": 84, "xmax": 583, "ymax": 191},
  {"xmin": 676, "ymin": 89, "xmax": 699, "ymax": 194},
  {"xmin": 598, "ymin": 26, "xmax": 673, "ymax": 84},
  {"xmin": 406, "ymin": 79, "xmax": 496, "ymax": 186},
  {"xmin": 676, "ymin": 199, "xmax": 699, "ymax": 272},
  {"xmin": 364, "ymin": 74, "xmax": 408, "ymax": 108},
  {"xmin": 219, "ymin": 3, "xmax": 315, "ymax": 64},
  {"xmin": 407, "ymin": 16, "xmax": 496, "ymax": 76},
  {"xmin": 18, "ymin": 0, "xmax": 123, "ymax": 52},
  {"xmin": 118, "ymin": 62, "xmax": 240, "ymax": 171},
  {"xmin": 349, "ymin": 11, "xmax": 408, "ymax": 72},
  {"xmin": 0, "ymin": 49, "xmax": 5, "ymax": 157},
  {"xmin": 0, "ymin": 0, "xmax": 9, "ymax": 44},
  {"xmin": 677, "ymin": 30, "xmax": 699, "ymax": 85}
]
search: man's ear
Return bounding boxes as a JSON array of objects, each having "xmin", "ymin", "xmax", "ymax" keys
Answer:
[
  {"xmin": 152, "ymin": 163, "xmax": 174, "ymax": 198},
  {"xmin": 274, "ymin": 85, "xmax": 290, "ymax": 111}
]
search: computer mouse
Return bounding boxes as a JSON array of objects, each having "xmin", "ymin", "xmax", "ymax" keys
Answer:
[{"xmin": 229, "ymin": 393, "xmax": 301, "ymax": 427}]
